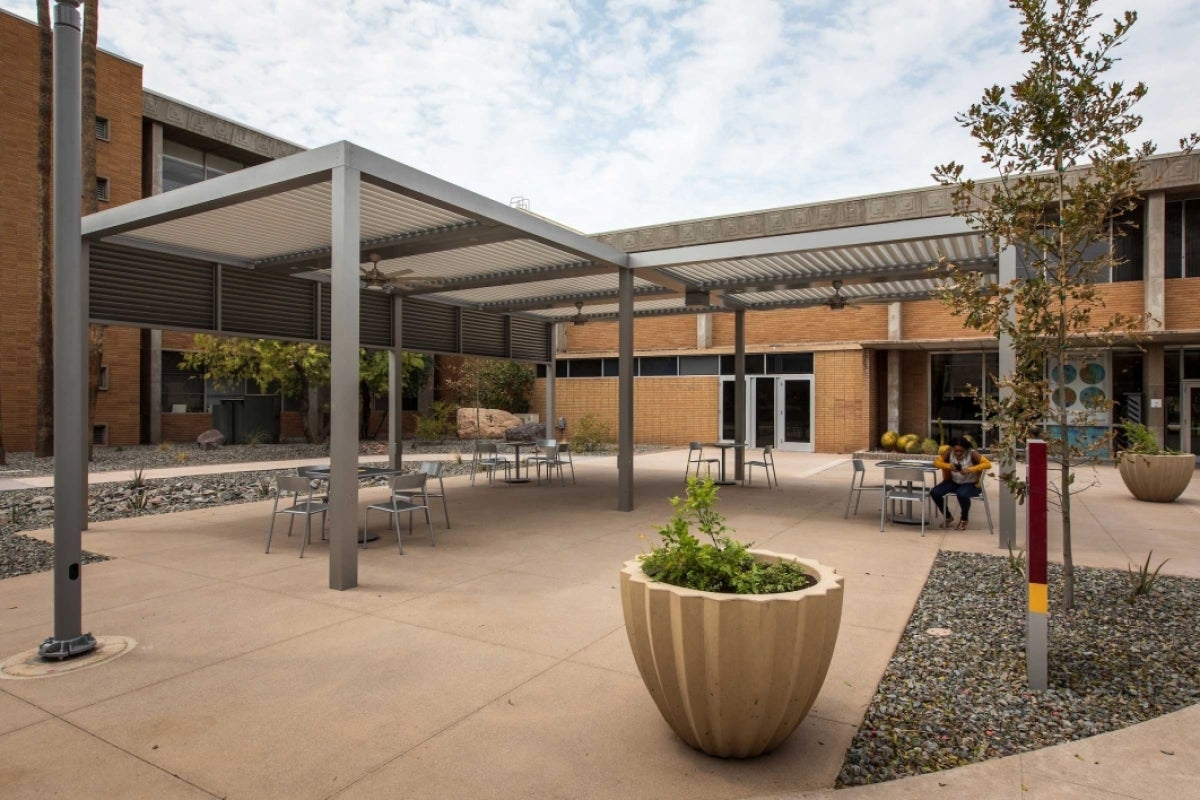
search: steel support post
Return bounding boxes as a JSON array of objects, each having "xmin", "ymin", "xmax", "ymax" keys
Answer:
[
  {"xmin": 41, "ymin": 0, "xmax": 94, "ymax": 660},
  {"xmin": 329, "ymin": 163, "xmax": 361, "ymax": 590},
  {"xmin": 618, "ymin": 267, "xmax": 634, "ymax": 511},
  {"xmin": 388, "ymin": 296, "xmax": 403, "ymax": 470},
  {"xmin": 546, "ymin": 326, "xmax": 556, "ymax": 434}
]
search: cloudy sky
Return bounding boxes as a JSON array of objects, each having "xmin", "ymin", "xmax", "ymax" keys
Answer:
[{"xmin": 4, "ymin": 1, "xmax": 1197, "ymax": 232}]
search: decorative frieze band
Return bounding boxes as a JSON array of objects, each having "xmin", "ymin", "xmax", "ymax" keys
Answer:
[{"xmin": 142, "ymin": 91, "xmax": 305, "ymax": 161}]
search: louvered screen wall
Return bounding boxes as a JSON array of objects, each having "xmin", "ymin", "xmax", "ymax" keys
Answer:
[{"xmin": 89, "ymin": 243, "xmax": 549, "ymax": 360}]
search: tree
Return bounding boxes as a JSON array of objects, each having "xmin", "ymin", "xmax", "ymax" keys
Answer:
[
  {"xmin": 179, "ymin": 336, "xmax": 426, "ymax": 444},
  {"xmin": 444, "ymin": 357, "xmax": 536, "ymax": 413},
  {"xmin": 932, "ymin": 0, "xmax": 1198, "ymax": 608},
  {"xmin": 359, "ymin": 349, "xmax": 428, "ymax": 439},
  {"xmin": 35, "ymin": 0, "xmax": 52, "ymax": 457}
]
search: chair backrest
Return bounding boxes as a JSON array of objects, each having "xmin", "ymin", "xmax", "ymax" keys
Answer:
[
  {"xmin": 537, "ymin": 438, "xmax": 557, "ymax": 449},
  {"xmin": 689, "ymin": 441, "xmax": 703, "ymax": 452},
  {"xmin": 276, "ymin": 475, "xmax": 312, "ymax": 496},
  {"xmin": 296, "ymin": 465, "xmax": 326, "ymax": 478},
  {"xmin": 418, "ymin": 461, "xmax": 443, "ymax": 477},
  {"xmin": 884, "ymin": 466, "xmax": 929, "ymax": 487},
  {"xmin": 476, "ymin": 442, "xmax": 497, "ymax": 456},
  {"xmin": 762, "ymin": 445, "xmax": 773, "ymax": 460},
  {"xmin": 390, "ymin": 473, "xmax": 428, "ymax": 493},
  {"xmin": 851, "ymin": 458, "xmax": 865, "ymax": 472},
  {"xmin": 540, "ymin": 444, "xmax": 560, "ymax": 459}
]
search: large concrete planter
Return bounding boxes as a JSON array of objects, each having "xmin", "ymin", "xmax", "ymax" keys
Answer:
[
  {"xmin": 1116, "ymin": 453, "xmax": 1195, "ymax": 503},
  {"xmin": 620, "ymin": 550, "xmax": 843, "ymax": 758}
]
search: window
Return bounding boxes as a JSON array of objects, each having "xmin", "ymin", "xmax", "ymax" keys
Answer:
[
  {"xmin": 92, "ymin": 425, "xmax": 108, "ymax": 446},
  {"xmin": 929, "ymin": 351, "xmax": 1000, "ymax": 447},
  {"xmin": 94, "ymin": 116, "xmax": 110, "ymax": 140},
  {"xmin": 1015, "ymin": 206, "xmax": 1143, "ymax": 282},
  {"xmin": 1165, "ymin": 198, "xmax": 1200, "ymax": 279},
  {"xmin": 679, "ymin": 355, "xmax": 720, "ymax": 376},
  {"xmin": 162, "ymin": 139, "xmax": 244, "ymax": 193},
  {"xmin": 638, "ymin": 356, "xmax": 677, "ymax": 377},
  {"xmin": 95, "ymin": 176, "xmax": 109, "ymax": 202},
  {"xmin": 162, "ymin": 351, "xmax": 205, "ymax": 413},
  {"xmin": 98, "ymin": 364, "xmax": 109, "ymax": 391}
]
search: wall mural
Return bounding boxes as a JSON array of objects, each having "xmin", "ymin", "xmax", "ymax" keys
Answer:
[{"xmin": 1048, "ymin": 352, "xmax": 1110, "ymax": 426}]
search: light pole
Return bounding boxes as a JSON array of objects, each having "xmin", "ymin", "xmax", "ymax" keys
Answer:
[{"xmin": 39, "ymin": 0, "xmax": 95, "ymax": 660}]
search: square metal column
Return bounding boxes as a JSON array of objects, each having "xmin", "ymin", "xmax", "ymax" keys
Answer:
[
  {"xmin": 329, "ymin": 163, "xmax": 361, "ymax": 590},
  {"xmin": 618, "ymin": 267, "xmax": 634, "ymax": 511},
  {"xmin": 998, "ymin": 245, "xmax": 1018, "ymax": 550},
  {"xmin": 734, "ymin": 309, "xmax": 746, "ymax": 479},
  {"xmin": 388, "ymin": 296, "xmax": 404, "ymax": 470}
]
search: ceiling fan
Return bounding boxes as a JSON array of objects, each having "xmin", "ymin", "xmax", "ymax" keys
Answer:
[
  {"xmin": 359, "ymin": 253, "xmax": 434, "ymax": 292},
  {"xmin": 822, "ymin": 280, "xmax": 860, "ymax": 311},
  {"xmin": 572, "ymin": 301, "xmax": 587, "ymax": 326}
]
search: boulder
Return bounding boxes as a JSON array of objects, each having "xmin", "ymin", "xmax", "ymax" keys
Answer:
[
  {"xmin": 196, "ymin": 429, "xmax": 225, "ymax": 450},
  {"xmin": 457, "ymin": 407, "xmax": 522, "ymax": 439},
  {"xmin": 505, "ymin": 421, "xmax": 546, "ymax": 441}
]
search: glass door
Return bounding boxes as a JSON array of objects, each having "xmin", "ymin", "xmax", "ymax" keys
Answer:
[
  {"xmin": 780, "ymin": 377, "xmax": 813, "ymax": 452},
  {"xmin": 1184, "ymin": 382, "xmax": 1200, "ymax": 463},
  {"xmin": 753, "ymin": 377, "xmax": 776, "ymax": 448}
]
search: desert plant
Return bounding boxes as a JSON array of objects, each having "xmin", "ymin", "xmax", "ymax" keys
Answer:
[
  {"xmin": 256, "ymin": 478, "xmax": 271, "ymax": 497},
  {"xmin": 1006, "ymin": 544, "xmax": 1027, "ymax": 577},
  {"xmin": 245, "ymin": 430, "xmax": 269, "ymax": 447},
  {"xmin": 571, "ymin": 414, "xmax": 612, "ymax": 453},
  {"xmin": 1118, "ymin": 420, "xmax": 1177, "ymax": 455},
  {"xmin": 8, "ymin": 505, "xmax": 23, "ymax": 525},
  {"xmin": 413, "ymin": 400, "xmax": 458, "ymax": 440},
  {"xmin": 157, "ymin": 442, "xmax": 173, "ymax": 452},
  {"xmin": 128, "ymin": 467, "xmax": 146, "ymax": 491},
  {"xmin": 1127, "ymin": 551, "xmax": 1168, "ymax": 602},
  {"xmin": 639, "ymin": 477, "xmax": 815, "ymax": 595},
  {"xmin": 175, "ymin": 451, "xmax": 190, "ymax": 464},
  {"xmin": 920, "ymin": 437, "xmax": 939, "ymax": 455},
  {"xmin": 128, "ymin": 490, "xmax": 150, "ymax": 512}
]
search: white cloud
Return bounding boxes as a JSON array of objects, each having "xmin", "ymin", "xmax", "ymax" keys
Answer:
[{"xmin": 3, "ymin": 0, "xmax": 1196, "ymax": 232}]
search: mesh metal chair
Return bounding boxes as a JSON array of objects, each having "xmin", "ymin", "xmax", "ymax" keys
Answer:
[
  {"xmin": 685, "ymin": 442, "xmax": 720, "ymax": 481},
  {"xmin": 364, "ymin": 473, "xmax": 435, "ymax": 554},
  {"xmin": 415, "ymin": 461, "xmax": 450, "ymax": 528},
  {"xmin": 533, "ymin": 442, "xmax": 575, "ymax": 486},
  {"xmin": 266, "ymin": 475, "xmax": 329, "ymax": 558},
  {"xmin": 471, "ymin": 442, "xmax": 511, "ymax": 485},
  {"xmin": 743, "ymin": 446, "xmax": 778, "ymax": 488},
  {"xmin": 944, "ymin": 471, "xmax": 995, "ymax": 534},
  {"xmin": 845, "ymin": 458, "xmax": 886, "ymax": 519}
]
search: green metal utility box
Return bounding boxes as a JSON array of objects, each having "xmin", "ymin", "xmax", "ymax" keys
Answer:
[{"xmin": 210, "ymin": 395, "xmax": 281, "ymax": 444}]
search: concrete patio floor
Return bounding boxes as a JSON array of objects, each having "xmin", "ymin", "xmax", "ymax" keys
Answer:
[{"xmin": 1, "ymin": 449, "xmax": 1197, "ymax": 799}]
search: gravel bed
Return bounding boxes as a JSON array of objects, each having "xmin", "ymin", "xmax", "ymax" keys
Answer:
[{"xmin": 837, "ymin": 551, "xmax": 1200, "ymax": 786}]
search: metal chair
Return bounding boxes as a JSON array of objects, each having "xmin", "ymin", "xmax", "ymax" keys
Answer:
[
  {"xmin": 881, "ymin": 466, "xmax": 933, "ymax": 535},
  {"xmin": 743, "ymin": 445, "xmax": 778, "ymax": 488},
  {"xmin": 364, "ymin": 473, "xmax": 435, "ymax": 554},
  {"xmin": 944, "ymin": 471, "xmax": 995, "ymax": 534},
  {"xmin": 415, "ymin": 461, "xmax": 450, "ymax": 527},
  {"xmin": 265, "ymin": 475, "xmax": 329, "ymax": 558},
  {"xmin": 844, "ymin": 458, "xmax": 886, "ymax": 519},
  {"xmin": 471, "ymin": 442, "xmax": 511, "ymax": 485},
  {"xmin": 533, "ymin": 442, "xmax": 575, "ymax": 486},
  {"xmin": 685, "ymin": 442, "xmax": 720, "ymax": 481}
]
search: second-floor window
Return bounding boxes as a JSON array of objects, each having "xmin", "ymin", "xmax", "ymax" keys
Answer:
[
  {"xmin": 1166, "ymin": 197, "xmax": 1200, "ymax": 279},
  {"xmin": 162, "ymin": 139, "xmax": 243, "ymax": 192}
]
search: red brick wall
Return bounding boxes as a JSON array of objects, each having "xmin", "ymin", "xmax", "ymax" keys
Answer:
[{"xmin": 1, "ymin": 12, "xmax": 145, "ymax": 450}]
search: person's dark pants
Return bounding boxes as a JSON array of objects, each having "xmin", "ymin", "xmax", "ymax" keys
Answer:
[{"xmin": 931, "ymin": 481, "xmax": 979, "ymax": 520}]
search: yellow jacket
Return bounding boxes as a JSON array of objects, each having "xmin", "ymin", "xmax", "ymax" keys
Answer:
[{"xmin": 933, "ymin": 449, "xmax": 991, "ymax": 484}]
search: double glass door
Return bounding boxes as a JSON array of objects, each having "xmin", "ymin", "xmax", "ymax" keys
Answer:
[
  {"xmin": 720, "ymin": 376, "xmax": 813, "ymax": 452},
  {"xmin": 1184, "ymin": 382, "xmax": 1200, "ymax": 463}
]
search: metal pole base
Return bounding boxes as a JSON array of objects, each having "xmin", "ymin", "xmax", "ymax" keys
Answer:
[{"xmin": 38, "ymin": 632, "xmax": 97, "ymax": 661}]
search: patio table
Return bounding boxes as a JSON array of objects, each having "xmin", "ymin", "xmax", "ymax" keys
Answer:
[
  {"xmin": 500, "ymin": 441, "xmax": 537, "ymax": 484},
  {"xmin": 875, "ymin": 460, "xmax": 940, "ymax": 525},
  {"xmin": 704, "ymin": 442, "xmax": 746, "ymax": 486},
  {"xmin": 302, "ymin": 465, "xmax": 406, "ymax": 542}
]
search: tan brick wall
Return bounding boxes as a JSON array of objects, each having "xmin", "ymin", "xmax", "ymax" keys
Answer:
[
  {"xmin": 1092, "ymin": 282, "xmax": 1144, "ymax": 321},
  {"xmin": 562, "ymin": 315, "xmax": 699, "ymax": 354},
  {"xmin": 717, "ymin": 306, "xmax": 889, "ymax": 347},
  {"xmin": 902, "ymin": 300, "xmax": 994, "ymax": 342},
  {"xmin": 1164, "ymin": 278, "xmax": 1200, "ymax": 330},
  {"xmin": 0, "ymin": 13, "xmax": 145, "ymax": 450},
  {"xmin": 531, "ymin": 377, "xmax": 719, "ymax": 446},
  {"xmin": 813, "ymin": 350, "xmax": 872, "ymax": 452}
]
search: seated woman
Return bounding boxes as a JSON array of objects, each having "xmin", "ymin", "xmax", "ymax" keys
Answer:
[{"xmin": 931, "ymin": 437, "xmax": 991, "ymax": 531}]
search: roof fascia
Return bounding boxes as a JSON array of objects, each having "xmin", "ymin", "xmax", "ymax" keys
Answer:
[
  {"xmin": 81, "ymin": 142, "xmax": 347, "ymax": 239},
  {"xmin": 627, "ymin": 216, "xmax": 976, "ymax": 269}
]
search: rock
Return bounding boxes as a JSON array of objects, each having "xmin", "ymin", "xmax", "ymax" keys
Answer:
[
  {"xmin": 457, "ymin": 408, "xmax": 521, "ymax": 439},
  {"xmin": 196, "ymin": 429, "xmax": 225, "ymax": 450},
  {"xmin": 505, "ymin": 422, "xmax": 546, "ymax": 441}
]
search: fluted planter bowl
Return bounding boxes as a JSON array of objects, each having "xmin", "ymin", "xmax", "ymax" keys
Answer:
[
  {"xmin": 1116, "ymin": 453, "xmax": 1195, "ymax": 503},
  {"xmin": 620, "ymin": 550, "xmax": 843, "ymax": 758}
]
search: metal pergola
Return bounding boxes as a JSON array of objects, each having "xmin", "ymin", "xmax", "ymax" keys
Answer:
[{"xmin": 44, "ymin": 1, "xmax": 1007, "ymax": 657}]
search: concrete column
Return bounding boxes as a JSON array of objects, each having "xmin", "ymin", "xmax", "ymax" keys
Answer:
[
  {"xmin": 887, "ymin": 302, "xmax": 902, "ymax": 433},
  {"xmin": 696, "ymin": 313, "xmax": 713, "ymax": 349},
  {"xmin": 1144, "ymin": 192, "xmax": 1165, "ymax": 331},
  {"xmin": 734, "ymin": 310, "xmax": 746, "ymax": 480},
  {"xmin": 997, "ymin": 246, "xmax": 1018, "ymax": 550},
  {"xmin": 1145, "ymin": 344, "xmax": 1165, "ymax": 443},
  {"xmin": 329, "ymin": 162, "xmax": 361, "ymax": 591},
  {"xmin": 147, "ymin": 121, "xmax": 164, "ymax": 195},
  {"xmin": 555, "ymin": 321, "xmax": 568, "ymax": 354},
  {"xmin": 148, "ymin": 329, "xmax": 162, "ymax": 444},
  {"xmin": 618, "ymin": 268, "xmax": 634, "ymax": 511},
  {"xmin": 388, "ymin": 296, "xmax": 403, "ymax": 470}
]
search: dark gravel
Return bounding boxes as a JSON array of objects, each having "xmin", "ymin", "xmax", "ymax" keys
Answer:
[{"xmin": 837, "ymin": 550, "xmax": 1200, "ymax": 786}]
